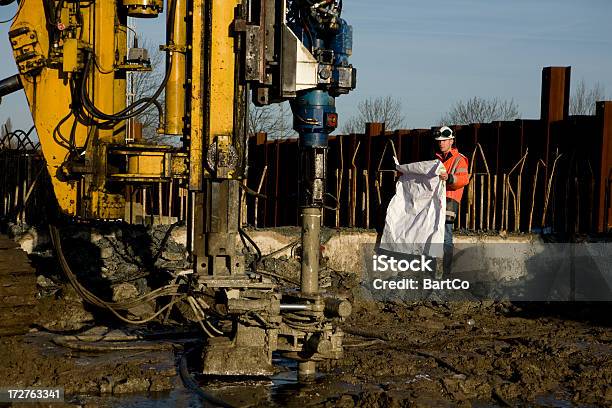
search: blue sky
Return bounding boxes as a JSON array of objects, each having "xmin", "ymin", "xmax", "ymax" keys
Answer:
[{"xmin": 0, "ymin": 0, "xmax": 611, "ymax": 131}]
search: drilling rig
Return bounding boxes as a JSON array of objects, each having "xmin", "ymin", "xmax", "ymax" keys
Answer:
[{"xmin": 0, "ymin": 0, "xmax": 355, "ymax": 378}]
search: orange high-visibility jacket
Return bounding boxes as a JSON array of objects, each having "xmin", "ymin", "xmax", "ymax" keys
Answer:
[{"xmin": 436, "ymin": 148, "xmax": 470, "ymax": 204}]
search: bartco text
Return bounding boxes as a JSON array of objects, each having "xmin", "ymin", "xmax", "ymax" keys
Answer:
[
  {"xmin": 371, "ymin": 278, "xmax": 470, "ymax": 290},
  {"xmin": 371, "ymin": 254, "xmax": 470, "ymax": 290}
]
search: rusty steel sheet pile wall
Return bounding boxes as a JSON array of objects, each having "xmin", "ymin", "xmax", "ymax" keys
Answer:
[
  {"xmin": 0, "ymin": 127, "xmax": 45, "ymax": 225},
  {"xmin": 2, "ymin": 68, "xmax": 611, "ymax": 234},
  {"xmin": 2, "ymin": 114, "xmax": 609, "ymax": 233},
  {"xmin": 246, "ymin": 67, "xmax": 612, "ymax": 234}
]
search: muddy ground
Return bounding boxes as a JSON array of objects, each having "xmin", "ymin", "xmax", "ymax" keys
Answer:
[
  {"xmin": 323, "ymin": 299, "xmax": 612, "ymax": 407},
  {"xmin": 0, "ymin": 225, "xmax": 610, "ymax": 407},
  {"xmin": 1, "ymin": 278, "xmax": 610, "ymax": 407}
]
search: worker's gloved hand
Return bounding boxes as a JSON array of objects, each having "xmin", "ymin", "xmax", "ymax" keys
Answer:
[{"xmin": 439, "ymin": 172, "xmax": 449, "ymax": 181}]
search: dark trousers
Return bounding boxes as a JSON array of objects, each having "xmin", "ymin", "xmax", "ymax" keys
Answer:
[{"xmin": 443, "ymin": 223, "xmax": 453, "ymax": 274}]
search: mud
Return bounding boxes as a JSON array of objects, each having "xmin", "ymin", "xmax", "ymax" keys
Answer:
[
  {"xmin": 199, "ymin": 275, "xmax": 611, "ymax": 407},
  {"xmin": 1, "ymin": 224, "xmax": 610, "ymax": 407},
  {"xmin": 321, "ymin": 298, "xmax": 612, "ymax": 407},
  {"xmin": 2, "ymin": 279, "xmax": 610, "ymax": 407},
  {"xmin": 0, "ymin": 330, "xmax": 177, "ymax": 400}
]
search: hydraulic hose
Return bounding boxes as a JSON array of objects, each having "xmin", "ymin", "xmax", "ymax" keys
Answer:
[
  {"xmin": 179, "ymin": 347, "xmax": 234, "ymax": 408},
  {"xmin": 77, "ymin": 0, "xmax": 178, "ymax": 122},
  {"xmin": 0, "ymin": 74, "xmax": 22, "ymax": 99},
  {"xmin": 49, "ymin": 224, "xmax": 184, "ymax": 325}
]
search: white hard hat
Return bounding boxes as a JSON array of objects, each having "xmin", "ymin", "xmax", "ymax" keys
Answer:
[{"xmin": 434, "ymin": 126, "xmax": 454, "ymax": 141}]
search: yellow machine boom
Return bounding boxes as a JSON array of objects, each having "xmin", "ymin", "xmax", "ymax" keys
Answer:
[{"xmin": 2, "ymin": 0, "xmax": 355, "ymax": 378}]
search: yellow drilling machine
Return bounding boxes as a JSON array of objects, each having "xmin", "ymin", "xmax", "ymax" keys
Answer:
[{"xmin": 0, "ymin": 0, "xmax": 356, "ymax": 378}]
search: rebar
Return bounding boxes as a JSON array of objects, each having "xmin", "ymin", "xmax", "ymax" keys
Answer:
[
  {"xmin": 254, "ymin": 165, "xmax": 268, "ymax": 228},
  {"xmin": 542, "ymin": 152, "xmax": 563, "ymax": 228}
]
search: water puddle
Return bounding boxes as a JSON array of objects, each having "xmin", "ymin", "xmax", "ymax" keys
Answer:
[{"xmin": 65, "ymin": 353, "xmax": 352, "ymax": 407}]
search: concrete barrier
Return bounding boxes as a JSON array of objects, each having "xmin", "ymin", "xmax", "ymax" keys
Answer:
[
  {"xmin": 245, "ymin": 228, "xmax": 543, "ymax": 282},
  {"xmin": 11, "ymin": 223, "xmax": 542, "ymax": 284}
]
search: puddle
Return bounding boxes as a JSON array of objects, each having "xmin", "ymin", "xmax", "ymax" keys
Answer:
[
  {"xmin": 69, "ymin": 387, "xmax": 202, "ymax": 408},
  {"xmin": 196, "ymin": 355, "xmax": 335, "ymax": 407},
  {"xmin": 63, "ymin": 352, "xmax": 352, "ymax": 407}
]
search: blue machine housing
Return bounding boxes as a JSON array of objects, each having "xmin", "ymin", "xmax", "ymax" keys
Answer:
[
  {"xmin": 292, "ymin": 90, "xmax": 336, "ymax": 148},
  {"xmin": 288, "ymin": 4, "xmax": 355, "ymax": 148},
  {"xmin": 331, "ymin": 19, "xmax": 352, "ymax": 68}
]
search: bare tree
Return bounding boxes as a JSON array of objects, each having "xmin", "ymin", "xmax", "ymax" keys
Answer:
[
  {"xmin": 440, "ymin": 97, "xmax": 519, "ymax": 125},
  {"xmin": 0, "ymin": 118, "xmax": 12, "ymax": 149},
  {"xmin": 249, "ymin": 101, "xmax": 295, "ymax": 139},
  {"xmin": 128, "ymin": 38, "xmax": 167, "ymax": 143},
  {"xmin": 570, "ymin": 79, "xmax": 605, "ymax": 116},
  {"xmin": 342, "ymin": 95, "xmax": 406, "ymax": 133}
]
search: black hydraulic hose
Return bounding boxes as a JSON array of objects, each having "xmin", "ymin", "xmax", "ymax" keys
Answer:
[
  {"xmin": 79, "ymin": 51, "xmax": 171, "ymax": 122},
  {"xmin": 151, "ymin": 98, "xmax": 165, "ymax": 128},
  {"xmin": 49, "ymin": 224, "xmax": 184, "ymax": 325},
  {"xmin": 56, "ymin": 0, "xmax": 65, "ymax": 22},
  {"xmin": 0, "ymin": 74, "xmax": 22, "ymax": 99},
  {"xmin": 179, "ymin": 347, "xmax": 234, "ymax": 408},
  {"xmin": 238, "ymin": 227, "xmax": 262, "ymax": 261},
  {"xmin": 78, "ymin": 0, "xmax": 177, "ymax": 122}
]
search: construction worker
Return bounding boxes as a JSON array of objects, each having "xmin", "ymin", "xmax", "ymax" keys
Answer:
[{"xmin": 435, "ymin": 126, "xmax": 469, "ymax": 278}]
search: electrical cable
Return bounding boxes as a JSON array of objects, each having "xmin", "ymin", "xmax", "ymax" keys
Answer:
[
  {"xmin": 120, "ymin": 23, "xmax": 139, "ymax": 41},
  {"xmin": 179, "ymin": 347, "xmax": 234, "ymax": 408}
]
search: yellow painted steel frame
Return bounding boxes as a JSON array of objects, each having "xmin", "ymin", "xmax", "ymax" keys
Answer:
[
  {"xmin": 10, "ymin": 0, "xmax": 127, "ymax": 218},
  {"xmin": 10, "ymin": 0, "xmax": 242, "ymax": 219},
  {"xmin": 164, "ymin": 0, "xmax": 187, "ymax": 135},
  {"xmin": 190, "ymin": 0, "xmax": 241, "ymax": 190},
  {"xmin": 208, "ymin": 0, "xmax": 239, "ymax": 160}
]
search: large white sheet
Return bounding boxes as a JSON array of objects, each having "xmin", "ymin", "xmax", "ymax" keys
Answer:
[{"xmin": 380, "ymin": 160, "xmax": 446, "ymax": 257}]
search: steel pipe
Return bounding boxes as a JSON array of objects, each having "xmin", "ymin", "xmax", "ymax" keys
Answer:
[
  {"xmin": 280, "ymin": 304, "xmax": 310, "ymax": 311},
  {"xmin": 300, "ymin": 207, "xmax": 321, "ymax": 296}
]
